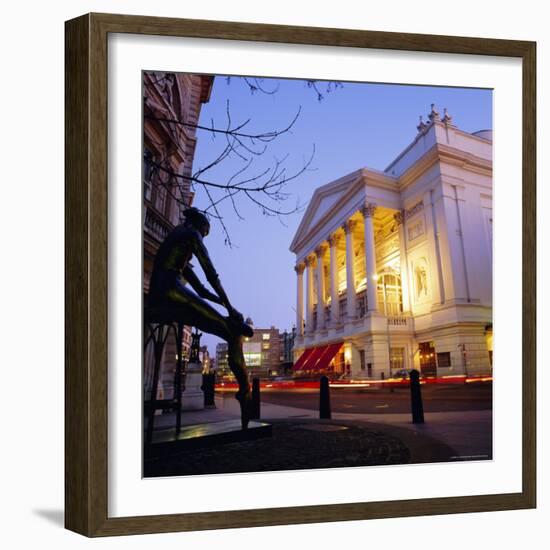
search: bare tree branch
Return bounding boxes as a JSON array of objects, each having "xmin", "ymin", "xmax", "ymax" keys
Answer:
[
  {"xmin": 144, "ymin": 105, "xmax": 301, "ymax": 143},
  {"xmin": 143, "ymin": 72, "xmax": 340, "ymax": 246}
]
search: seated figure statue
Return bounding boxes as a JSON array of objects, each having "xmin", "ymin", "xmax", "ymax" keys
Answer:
[{"xmin": 147, "ymin": 207, "xmax": 254, "ymax": 428}]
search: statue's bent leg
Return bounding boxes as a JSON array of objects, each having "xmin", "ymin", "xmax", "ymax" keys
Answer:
[{"xmin": 161, "ymin": 286, "xmax": 252, "ymax": 427}]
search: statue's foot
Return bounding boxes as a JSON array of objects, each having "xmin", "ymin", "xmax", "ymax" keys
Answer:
[{"xmin": 235, "ymin": 391, "xmax": 252, "ymax": 429}]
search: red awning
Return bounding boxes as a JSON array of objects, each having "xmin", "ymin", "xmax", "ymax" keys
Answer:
[
  {"xmin": 314, "ymin": 342, "xmax": 343, "ymax": 371},
  {"xmin": 301, "ymin": 345, "xmax": 329, "ymax": 371},
  {"xmin": 292, "ymin": 348, "xmax": 314, "ymax": 371}
]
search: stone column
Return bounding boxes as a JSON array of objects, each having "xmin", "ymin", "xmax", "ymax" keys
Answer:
[
  {"xmin": 343, "ymin": 219, "xmax": 357, "ymax": 320},
  {"xmin": 361, "ymin": 203, "xmax": 378, "ymax": 312},
  {"xmin": 394, "ymin": 210, "xmax": 411, "ymax": 312},
  {"xmin": 328, "ymin": 233, "xmax": 340, "ymax": 326},
  {"xmin": 295, "ymin": 262, "xmax": 305, "ymax": 336},
  {"xmin": 315, "ymin": 245, "xmax": 327, "ymax": 330},
  {"xmin": 305, "ymin": 256, "xmax": 315, "ymax": 333}
]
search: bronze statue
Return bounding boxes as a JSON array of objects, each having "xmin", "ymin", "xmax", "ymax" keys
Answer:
[{"xmin": 147, "ymin": 208, "xmax": 254, "ymax": 428}]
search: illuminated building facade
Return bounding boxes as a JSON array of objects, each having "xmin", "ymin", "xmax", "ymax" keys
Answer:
[{"xmin": 290, "ymin": 106, "xmax": 493, "ymax": 379}]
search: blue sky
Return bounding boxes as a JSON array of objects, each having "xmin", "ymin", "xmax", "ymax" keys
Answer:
[{"xmin": 190, "ymin": 75, "xmax": 492, "ymax": 355}]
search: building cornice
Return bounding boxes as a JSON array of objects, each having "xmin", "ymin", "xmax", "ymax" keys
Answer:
[
  {"xmin": 291, "ymin": 134, "xmax": 492, "ymax": 258},
  {"xmin": 384, "ymin": 120, "xmax": 492, "ymax": 175},
  {"xmin": 199, "ymin": 75, "xmax": 214, "ymax": 103},
  {"xmin": 436, "ymin": 143, "xmax": 493, "ymax": 175},
  {"xmin": 397, "ymin": 143, "xmax": 492, "ymax": 190},
  {"xmin": 361, "ymin": 168, "xmax": 399, "ymax": 191}
]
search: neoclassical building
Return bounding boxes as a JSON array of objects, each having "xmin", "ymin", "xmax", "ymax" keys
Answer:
[{"xmin": 290, "ymin": 106, "xmax": 493, "ymax": 379}]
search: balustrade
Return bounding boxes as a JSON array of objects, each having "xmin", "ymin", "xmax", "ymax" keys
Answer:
[
  {"xmin": 387, "ymin": 316, "xmax": 408, "ymax": 327},
  {"xmin": 144, "ymin": 206, "xmax": 173, "ymax": 243}
]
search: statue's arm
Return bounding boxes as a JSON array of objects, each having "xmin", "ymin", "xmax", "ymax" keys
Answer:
[
  {"xmin": 192, "ymin": 235, "xmax": 233, "ymax": 312},
  {"xmin": 181, "ymin": 266, "xmax": 223, "ymax": 305}
]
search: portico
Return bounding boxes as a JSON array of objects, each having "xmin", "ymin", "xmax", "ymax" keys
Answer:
[
  {"xmin": 299, "ymin": 205, "xmax": 396, "ymax": 330},
  {"xmin": 291, "ymin": 185, "xmax": 412, "ymax": 379}
]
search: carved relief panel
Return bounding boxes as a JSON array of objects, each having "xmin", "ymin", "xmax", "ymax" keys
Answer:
[{"xmin": 411, "ymin": 256, "xmax": 431, "ymax": 304}]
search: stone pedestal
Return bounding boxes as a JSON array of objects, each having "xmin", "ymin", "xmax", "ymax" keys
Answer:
[
  {"xmin": 145, "ymin": 420, "xmax": 272, "ymax": 458},
  {"xmin": 181, "ymin": 361, "xmax": 204, "ymax": 411}
]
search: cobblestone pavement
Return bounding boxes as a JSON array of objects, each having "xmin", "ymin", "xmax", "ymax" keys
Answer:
[{"xmin": 143, "ymin": 418, "xmax": 455, "ymax": 478}]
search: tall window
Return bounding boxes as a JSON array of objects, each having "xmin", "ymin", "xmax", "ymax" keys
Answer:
[
  {"xmin": 155, "ymin": 184, "xmax": 167, "ymax": 215},
  {"xmin": 436, "ymin": 352, "xmax": 451, "ymax": 369},
  {"xmin": 377, "ymin": 272, "xmax": 403, "ymax": 315},
  {"xmin": 390, "ymin": 347, "xmax": 405, "ymax": 373},
  {"xmin": 143, "ymin": 148, "xmax": 154, "ymax": 202}
]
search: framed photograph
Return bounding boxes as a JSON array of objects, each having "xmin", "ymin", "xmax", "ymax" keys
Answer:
[{"xmin": 65, "ymin": 12, "xmax": 536, "ymax": 536}]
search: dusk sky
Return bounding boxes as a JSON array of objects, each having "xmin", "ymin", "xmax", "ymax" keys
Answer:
[{"xmin": 190, "ymin": 74, "xmax": 492, "ymax": 355}]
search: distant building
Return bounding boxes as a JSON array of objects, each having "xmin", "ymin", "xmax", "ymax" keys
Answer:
[
  {"xmin": 290, "ymin": 106, "xmax": 493, "ymax": 379},
  {"xmin": 215, "ymin": 342, "xmax": 230, "ymax": 377},
  {"xmin": 240, "ymin": 318, "xmax": 282, "ymax": 378},
  {"xmin": 279, "ymin": 328, "xmax": 296, "ymax": 373},
  {"xmin": 143, "ymin": 71, "xmax": 214, "ymax": 401},
  {"xmin": 217, "ymin": 325, "xmax": 296, "ymax": 379}
]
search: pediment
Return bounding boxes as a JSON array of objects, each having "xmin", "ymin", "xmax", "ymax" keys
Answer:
[
  {"xmin": 309, "ymin": 192, "xmax": 343, "ymax": 229},
  {"xmin": 290, "ymin": 170, "xmax": 364, "ymax": 253}
]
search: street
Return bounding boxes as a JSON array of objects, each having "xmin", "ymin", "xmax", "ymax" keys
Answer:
[{"xmin": 220, "ymin": 382, "xmax": 492, "ymax": 414}]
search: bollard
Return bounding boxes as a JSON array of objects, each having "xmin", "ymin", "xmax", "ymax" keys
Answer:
[
  {"xmin": 202, "ymin": 372, "xmax": 216, "ymax": 409},
  {"xmin": 319, "ymin": 375, "xmax": 331, "ymax": 419},
  {"xmin": 250, "ymin": 377, "xmax": 261, "ymax": 419},
  {"xmin": 409, "ymin": 369, "xmax": 425, "ymax": 424}
]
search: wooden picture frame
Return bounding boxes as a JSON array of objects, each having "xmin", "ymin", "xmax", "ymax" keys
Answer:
[{"xmin": 65, "ymin": 12, "xmax": 536, "ymax": 537}]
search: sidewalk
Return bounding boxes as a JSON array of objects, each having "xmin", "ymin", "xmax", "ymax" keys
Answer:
[
  {"xmin": 333, "ymin": 408, "xmax": 492, "ymax": 461},
  {"xmin": 145, "ymin": 394, "xmax": 492, "ymax": 477}
]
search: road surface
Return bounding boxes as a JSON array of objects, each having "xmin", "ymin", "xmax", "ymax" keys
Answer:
[{"xmin": 219, "ymin": 382, "xmax": 492, "ymax": 414}]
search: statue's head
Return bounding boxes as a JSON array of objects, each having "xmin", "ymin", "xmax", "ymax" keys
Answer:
[{"xmin": 183, "ymin": 208, "xmax": 210, "ymax": 237}]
